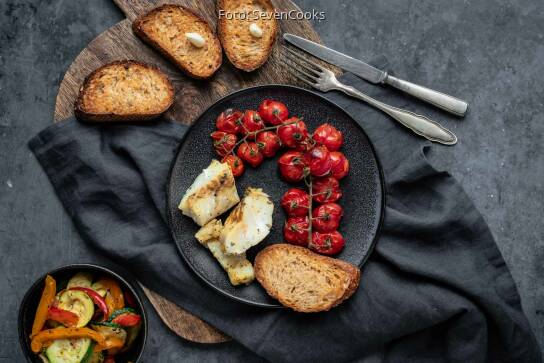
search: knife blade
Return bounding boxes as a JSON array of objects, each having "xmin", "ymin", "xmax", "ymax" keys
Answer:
[
  {"xmin": 283, "ymin": 33, "xmax": 469, "ymax": 117},
  {"xmin": 283, "ymin": 33, "xmax": 387, "ymax": 84}
]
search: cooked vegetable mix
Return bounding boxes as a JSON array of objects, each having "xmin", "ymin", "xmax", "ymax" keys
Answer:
[{"xmin": 30, "ymin": 272, "xmax": 142, "ymax": 363}]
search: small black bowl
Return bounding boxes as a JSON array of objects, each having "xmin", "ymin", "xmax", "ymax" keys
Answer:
[{"xmin": 18, "ymin": 264, "xmax": 148, "ymax": 362}]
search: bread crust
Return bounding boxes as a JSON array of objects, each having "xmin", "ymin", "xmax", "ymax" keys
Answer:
[
  {"xmin": 217, "ymin": 0, "xmax": 278, "ymax": 72},
  {"xmin": 132, "ymin": 4, "xmax": 222, "ymax": 79},
  {"xmin": 74, "ymin": 60, "xmax": 174, "ymax": 122},
  {"xmin": 255, "ymin": 244, "xmax": 360, "ymax": 312}
]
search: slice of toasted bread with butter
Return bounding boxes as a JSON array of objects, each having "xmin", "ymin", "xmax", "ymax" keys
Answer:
[
  {"xmin": 74, "ymin": 60, "xmax": 174, "ymax": 122},
  {"xmin": 217, "ymin": 0, "xmax": 278, "ymax": 72},
  {"xmin": 196, "ymin": 219, "xmax": 254, "ymax": 286},
  {"xmin": 179, "ymin": 159, "xmax": 240, "ymax": 226},
  {"xmin": 254, "ymin": 244, "xmax": 361, "ymax": 312},
  {"xmin": 133, "ymin": 4, "xmax": 222, "ymax": 79},
  {"xmin": 221, "ymin": 188, "xmax": 273, "ymax": 255}
]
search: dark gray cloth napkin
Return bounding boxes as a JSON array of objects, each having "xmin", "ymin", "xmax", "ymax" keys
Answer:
[{"xmin": 29, "ymin": 74, "xmax": 541, "ymax": 363}]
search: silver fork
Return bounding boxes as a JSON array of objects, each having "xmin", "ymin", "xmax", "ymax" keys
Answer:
[{"xmin": 283, "ymin": 47, "xmax": 457, "ymax": 145}]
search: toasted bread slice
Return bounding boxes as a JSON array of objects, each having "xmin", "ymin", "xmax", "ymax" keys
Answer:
[
  {"xmin": 255, "ymin": 244, "xmax": 360, "ymax": 312},
  {"xmin": 221, "ymin": 188, "xmax": 274, "ymax": 255},
  {"xmin": 217, "ymin": 0, "xmax": 278, "ymax": 72},
  {"xmin": 74, "ymin": 60, "xmax": 174, "ymax": 122},
  {"xmin": 133, "ymin": 5, "xmax": 222, "ymax": 79},
  {"xmin": 179, "ymin": 159, "xmax": 240, "ymax": 226}
]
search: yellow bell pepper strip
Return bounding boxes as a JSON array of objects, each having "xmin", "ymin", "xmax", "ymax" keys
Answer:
[
  {"xmin": 95, "ymin": 278, "xmax": 124, "ymax": 316},
  {"xmin": 31, "ymin": 275, "xmax": 56, "ymax": 336},
  {"xmin": 30, "ymin": 327, "xmax": 107, "ymax": 353}
]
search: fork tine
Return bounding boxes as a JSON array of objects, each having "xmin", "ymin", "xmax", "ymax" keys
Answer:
[
  {"xmin": 283, "ymin": 48, "xmax": 321, "ymax": 77},
  {"xmin": 283, "ymin": 53, "xmax": 319, "ymax": 81},
  {"xmin": 285, "ymin": 67, "xmax": 317, "ymax": 87},
  {"xmin": 284, "ymin": 46, "xmax": 328, "ymax": 72}
]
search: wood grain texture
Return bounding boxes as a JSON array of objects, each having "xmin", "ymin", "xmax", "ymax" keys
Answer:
[{"xmin": 53, "ymin": 0, "xmax": 339, "ymax": 344}]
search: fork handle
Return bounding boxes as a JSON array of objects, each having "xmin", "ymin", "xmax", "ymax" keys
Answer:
[
  {"xmin": 339, "ymin": 85, "xmax": 457, "ymax": 145},
  {"xmin": 384, "ymin": 75, "xmax": 468, "ymax": 117}
]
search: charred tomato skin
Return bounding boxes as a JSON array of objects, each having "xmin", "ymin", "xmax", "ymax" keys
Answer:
[
  {"xmin": 223, "ymin": 154, "xmax": 245, "ymax": 177},
  {"xmin": 329, "ymin": 151, "xmax": 350, "ymax": 180},
  {"xmin": 211, "ymin": 131, "xmax": 237, "ymax": 157},
  {"xmin": 256, "ymin": 131, "xmax": 282, "ymax": 158},
  {"xmin": 312, "ymin": 202, "xmax": 343, "ymax": 233},
  {"xmin": 237, "ymin": 142, "xmax": 264, "ymax": 167},
  {"xmin": 284, "ymin": 216, "xmax": 310, "ymax": 246},
  {"xmin": 310, "ymin": 230, "xmax": 345, "ymax": 255},
  {"xmin": 216, "ymin": 108, "xmax": 243, "ymax": 134},
  {"xmin": 278, "ymin": 150, "xmax": 308, "ymax": 182},
  {"xmin": 312, "ymin": 123, "xmax": 343, "ymax": 151},
  {"xmin": 280, "ymin": 188, "xmax": 310, "ymax": 217},
  {"xmin": 312, "ymin": 176, "xmax": 342, "ymax": 203},
  {"xmin": 258, "ymin": 99, "xmax": 289, "ymax": 125}
]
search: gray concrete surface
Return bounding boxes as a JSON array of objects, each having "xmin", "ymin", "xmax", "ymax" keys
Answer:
[{"xmin": 0, "ymin": 0, "xmax": 542, "ymax": 361}]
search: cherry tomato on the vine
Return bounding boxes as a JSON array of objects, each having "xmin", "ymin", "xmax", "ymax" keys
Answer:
[
  {"xmin": 237, "ymin": 142, "xmax": 264, "ymax": 167},
  {"xmin": 258, "ymin": 99, "xmax": 289, "ymax": 125},
  {"xmin": 278, "ymin": 150, "xmax": 308, "ymax": 182},
  {"xmin": 241, "ymin": 110, "xmax": 265, "ymax": 139},
  {"xmin": 223, "ymin": 155, "xmax": 245, "ymax": 177},
  {"xmin": 284, "ymin": 216, "xmax": 310, "ymax": 247},
  {"xmin": 277, "ymin": 118, "xmax": 309, "ymax": 150},
  {"xmin": 305, "ymin": 145, "xmax": 332, "ymax": 177},
  {"xmin": 280, "ymin": 188, "xmax": 310, "ymax": 217},
  {"xmin": 312, "ymin": 203, "xmax": 343, "ymax": 233},
  {"xmin": 216, "ymin": 108, "xmax": 243, "ymax": 134},
  {"xmin": 312, "ymin": 123, "xmax": 343, "ymax": 151},
  {"xmin": 310, "ymin": 230, "xmax": 345, "ymax": 255},
  {"xmin": 312, "ymin": 176, "xmax": 342, "ymax": 203},
  {"xmin": 329, "ymin": 151, "xmax": 350, "ymax": 180},
  {"xmin": 256, "ymin": 131, "xmax": 281, "ymax": 158},
  {"xmin": 211, "ymin": 131, "xmax": 237, "ymax": 157}
]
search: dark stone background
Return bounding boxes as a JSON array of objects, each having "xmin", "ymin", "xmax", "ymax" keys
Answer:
[{"xmin": 0, "ymin": 0, "xmax": 542, "ymax": 361}]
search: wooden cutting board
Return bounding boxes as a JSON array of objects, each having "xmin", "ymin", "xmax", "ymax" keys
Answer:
[{"xmin": 53, "ymin": 0, "xmax": 338, "ymax": 344}]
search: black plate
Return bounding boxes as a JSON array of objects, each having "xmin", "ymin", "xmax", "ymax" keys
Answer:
[{"xmin": 167, "ymin": 85, "xmax": 384, "ymax": 307}]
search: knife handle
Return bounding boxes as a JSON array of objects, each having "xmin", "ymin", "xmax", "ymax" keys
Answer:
[{"xmin": 384, "ymin": 75, "xmax": 468, "ymax": 117}]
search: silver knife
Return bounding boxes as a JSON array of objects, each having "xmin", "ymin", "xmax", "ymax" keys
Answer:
[{"xmin": 283, "ymin": 33, "xmax": 468, "ymax": 117}]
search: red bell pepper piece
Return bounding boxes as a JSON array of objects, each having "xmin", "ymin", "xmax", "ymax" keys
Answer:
[
  {"xmin": 69, "ymin": 287, "xmax": 108, "ymax": 321},
  {"xmin": 46, "ymin": 306, "xmax": 79, "ymax": 327},
  {"xmin": 111, "ymin": 312, "xmax": 141, "ymax": 327}
]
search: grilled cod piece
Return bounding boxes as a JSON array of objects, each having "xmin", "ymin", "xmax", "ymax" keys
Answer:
[
  {"xmin": 179, "ymin": 160, "xmax": 240, "ymax": 226},
  {"xmin": 195, "ymin": 219, "xmax": 254, "ymax": 286},
  {"xmin": 221, "ymin": 188, "xmax": 274, "ymax": 255}
]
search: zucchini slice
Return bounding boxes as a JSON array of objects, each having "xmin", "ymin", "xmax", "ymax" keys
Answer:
[
  {"xmin": 67, "ymin": 272, "xmax": 93, "ymax": 289},
  {"xmin": 57, "ymin": 290, "xmax": 94, "ymax": 327},
  {"xmin": 82, "ymin": 350, "xmax": 104, "ymax": 363},
  {"xmin": 45, "ymin": 338, "xmax": 92, "ymax": 363},
  {"xmin": 90, "ymin": 281, "xmax": 107, "ymax": 298}
]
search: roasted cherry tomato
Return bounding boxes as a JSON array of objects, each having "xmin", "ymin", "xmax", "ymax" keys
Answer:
[
  {"xmin": 305, "ymin": 145, "xmax": 332, "ymax": 177},
  {"xmin": 216, "ymin": 108, "xmax": 243, "ymax": 134},
  {"xmin": 312, "ymin": 176, "xmax": 342, "ymax": 203},
  {"xmin": 329, "ymin": 151, "xmax": 350, "ymax": 180},
  {"xmin": 284, "ymin": 216, "xmax": 310, "ymax": 247},
  {"xmin": 310, "ymin": 230, "xmax": 345, "ymax": 255},
  {"xmin": 256, "ymin": 131, "xmax": 281, "ymax": 157},
  {"xmin": 277, "ymin": 118, "xmax": 309, "ymax": 150},
  {"xmin": 312, "ymin": 123, "xmax": 343, "ymax": 151},
  {"xmin": 223, "ymin": 155, "xmax": 245, "ymax": 177},
  {"xmin": 258, "ymin": 99, "xmax": 289, "ymax": 125},
  {"xmin": 278, "ymin": 150, "xmax": 308, "ymax": 182},
  {"xmin": 237, "ymin": 142, "xmax": 264, "ymax": 167},
  {"xmin": 241, "ymin": 110, "xmax": 265, "ymax": 139},
  {"xmin": 280, "ymin": 188, "xmax": 310, "ymax": 217},
  {"xmin": 312, "ymin": 203, "xmax": 343, "ymax": 233},
  {"xmin": 211, "ymin": 131, "xmax": 237, "ymax": 157}
]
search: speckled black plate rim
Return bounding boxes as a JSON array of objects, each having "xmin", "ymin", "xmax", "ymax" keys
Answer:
[
  {"xmin": 18, "ymin": 263, "xmax": 148, "ymax": 363},
  {"xmin": 165, "ymin": 84, "xmax": 386, "ymax": 308}
]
